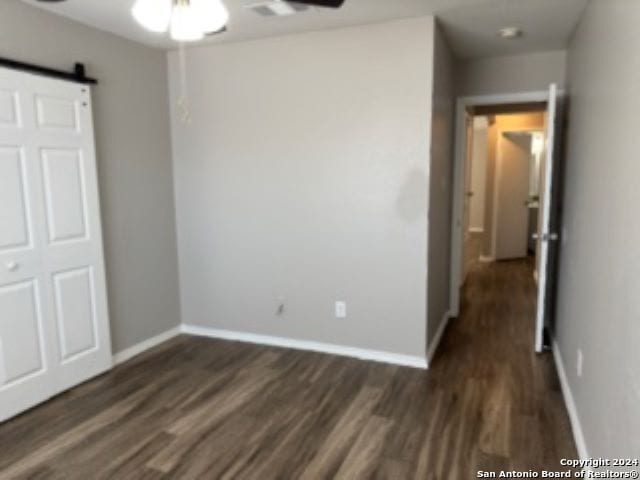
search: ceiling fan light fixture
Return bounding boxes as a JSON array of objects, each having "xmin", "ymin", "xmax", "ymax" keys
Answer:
[
  {"xmin": 170, "ymin": 1, "xmax": 206, "ymax": 41},
  {"xmin": 132, "ymin": 0, "xmax": 173, "ymax": 33},
  {"xmin": 193, "ymin": 0, "xmax": 230, "ymax": 34},
  {"xmin": 132, "ymin": 0, "xmax": 229, "ymax": 41}
]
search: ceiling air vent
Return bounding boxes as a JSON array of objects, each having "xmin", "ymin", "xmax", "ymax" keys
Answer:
[{"xmin": 244, "ymin": 0, "xmax": 312, "ymax": 17}]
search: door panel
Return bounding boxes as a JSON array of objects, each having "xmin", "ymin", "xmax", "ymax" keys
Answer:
[
  {"xmin": 41, "ymin": 148, "xmax": 89, "ymax": 244},
  {"xmin": 0, "ymin": 275, "xmax": 53, "ymax": 422},
  {"xmin": 35, "ymin": 95, "xmax": 81, "ymax": 133},
  {"xmin": 53, "ymin": 267, "xmax": 97, "ymax": 362},
  {"xmin": 0, "ymin": 147, "xmax": 32, "ymax": 252},
  {"xmin": 0, "ymin": 280, "xmax": 45, "ymax": 385},
  {"xmin": 0, "ymin": 89, "xmax": 20, "ymax": 127}
]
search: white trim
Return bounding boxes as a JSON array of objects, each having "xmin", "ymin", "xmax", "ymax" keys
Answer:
[
  {"xmin": 468, "ymin": 227, "xmax": 484, "ymax": 233},
  {"xmin": 112, "ymin": 326, "xmax": 182, "ymax": 365},
  {"xmin": 552, "ymin": 340, "xmax": 590, "ymax": 463},
  {"xmin": 181, "ymin": 324, "xmax": 428, "ymax": 370},
  {"xmin": 533, "ymin": 269, "xmax": 539, "ymax": 284},
  {"xmin": 427, "ymin": 311, "xmax": 450, "ymax": 364},
  {"xmin": 450, "ymin": 90, "xmax": 550, "ymax": 317},
  {"xmin": 478, "ymin": 255, "xmax": 495, "ymax": 263}
]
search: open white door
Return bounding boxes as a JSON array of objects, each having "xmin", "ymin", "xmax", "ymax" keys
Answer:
[
  {"xmin": 0, "ymin": 67, "xmax": 112, "ymax": 421},
  {"xmin": 534, "ymin": 84, "xmax": 563, "ymax": 352}
]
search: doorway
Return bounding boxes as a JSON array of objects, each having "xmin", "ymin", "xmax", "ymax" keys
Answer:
[{"xmin": 450, "ymin": 87, "xmax": 563, "ymax": 353}]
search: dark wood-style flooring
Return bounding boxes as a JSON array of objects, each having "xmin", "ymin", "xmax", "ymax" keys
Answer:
[{"xmin": 0, "ymin": 259, "xmax": 576, "ymax": 479}]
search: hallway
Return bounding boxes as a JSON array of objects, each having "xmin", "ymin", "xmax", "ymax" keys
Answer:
[{"xmin": 431, "ymin": 258, "xmax": 577, "ymax": 474}]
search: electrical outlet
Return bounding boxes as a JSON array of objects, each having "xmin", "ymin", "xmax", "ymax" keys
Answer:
[
  {"xmin": 335, "ymin": 301, "xmax": 347, "ymax": 319},
  {"xmin": 577, "ymin": 349, "xmax": 583, "ymax": 378}
]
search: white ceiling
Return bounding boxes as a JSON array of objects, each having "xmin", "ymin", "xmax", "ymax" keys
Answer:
[{"xmin": 21, "ymin": 0, "xmax": 588, "ymax": 58}]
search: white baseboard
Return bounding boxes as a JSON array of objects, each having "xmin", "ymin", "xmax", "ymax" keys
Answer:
[
  {"xmin": 468, "ymin": 227, "xmax": 484, "ymax": 233},
  {"xmin": 113, "ymin": 326, "xmax": 182, "ymax": 365},
  {"xmin": 427, "ymin": 311, "xmax": 450, "ymax": 364},
  {"xmin": 552, "ymin": 340, "xmax": 590, "ymax": 463},
  {"xmin": 478, "ymin": 255, "xmax": 495, "ymax": 263},
  {"xmin": 181, "ymin": 324, "xmax": 428, "ymax": 370}
]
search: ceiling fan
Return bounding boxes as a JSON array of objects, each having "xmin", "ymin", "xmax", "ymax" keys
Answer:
[
  {"xmin": 291, "ymin": 0, "xmax": 345, "ymax": 6},
  {"xmin": 34, "ymin": 0, "xmax": 345, "ymax": 5},
  {"xmin": 35, "ymin": 0, "xmax": 345, "ymax": 41}
]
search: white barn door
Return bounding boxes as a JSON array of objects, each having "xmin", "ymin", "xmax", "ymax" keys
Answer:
[{"xmin": 0, "ymin": 67, "xmax": 112, "ymax": 421}]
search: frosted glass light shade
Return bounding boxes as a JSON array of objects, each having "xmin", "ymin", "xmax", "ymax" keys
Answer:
[
  {"xmin": 170, "ymin": 2, "xmax": 205, "ymax": 41},
  {"xmin": 132, "ymin": 0, "xmax": 172, "ymax": 33},
  {"xmin": 132, "ymin": 0, "xmax": 229, "ymax": 42},
  {"xmin": 193, "ymin": 0, "xmax": 229, "ymax": 33}
]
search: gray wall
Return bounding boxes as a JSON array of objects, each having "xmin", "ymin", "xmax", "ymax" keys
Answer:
[
  {"xmin": 456, "ymin": 50, "xmax": 567, "ymax": 96},
  {"xmin": 555, "ymin": 0, "xmax": 640, "ymax": 458},
  {"xmin": 0, "ymin": 0, "xmax": 181, "ymax": 353},
  {"xmin": 427, "ymin": 25, "xmax": 455, "ymax": 355},
  {"xmin": 169, "ymin": 17, "xmax": 435, "ymax": 359}
]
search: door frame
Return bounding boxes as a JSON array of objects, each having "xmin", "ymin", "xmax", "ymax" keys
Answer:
[
  {"xmin": 492, "ymin": 127, "xmax": 544, "ymax": 261},
  {"xmin": 449, "ymin": 90, "xmax": 549, "ymax": 318}
]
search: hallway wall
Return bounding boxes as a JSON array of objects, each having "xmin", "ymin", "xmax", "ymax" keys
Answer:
[
  {"xmin": 427, "ymin": 24, "xmax": 456, "ymax": 357},
  {"xmin": 456, "ymin": 50, "xmax": 567, "ymax": 97},
  {"xmin": 555, "ymin": 0, "xmax": 640, "ymax": 459}
]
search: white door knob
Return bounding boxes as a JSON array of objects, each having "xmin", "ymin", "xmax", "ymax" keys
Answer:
[{"xmin": 5, "ymin": 261, "xmax": 18, "ymax": 272}]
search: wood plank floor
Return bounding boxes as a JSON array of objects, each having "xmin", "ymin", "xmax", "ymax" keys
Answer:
[{"xmin": 0, "ymin": 259, "xmax": 576, "ymax": 479}]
